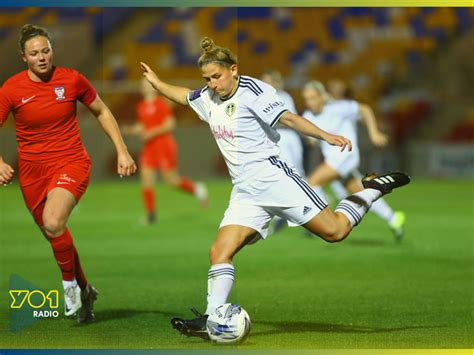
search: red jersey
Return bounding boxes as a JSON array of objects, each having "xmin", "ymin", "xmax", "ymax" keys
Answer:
[
  {"xmin": 136, "ymin": 97, "xmax": 175, "ymax": 149},
  {"xmin": 0, "ymin": 66, "xmax": 97, "ymax": 163}
]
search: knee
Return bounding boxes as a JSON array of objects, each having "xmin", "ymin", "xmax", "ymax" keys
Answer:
[
  {"xmin": 209, "ymin": 243, "xmax": 230, "ymax": 264},
  {"xmin": 320, "ymin": 226, "xmax": 346, "ymax": 243},
  {"xmin": 42, "ymin": 215, "xmax": 66, "ymax": 238},
  {"xmin": 163, "ymin": 175, "xmax": 178, "ymax": 187}
]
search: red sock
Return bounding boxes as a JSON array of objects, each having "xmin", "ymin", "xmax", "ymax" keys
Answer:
[
  {"xmin": 179, "ymin": 177, "xmax": 195, "ymax": 194},
  {"xmin": 73, "ymin": 245, "xmax": 88, "ymax": 290},
  {"xmin": 142, "ymin": 188, "xmax": 155, "ymax": 213},
  {"xmin": 48, "ymin": 229, "xmax": 75, "ymax": 281}
]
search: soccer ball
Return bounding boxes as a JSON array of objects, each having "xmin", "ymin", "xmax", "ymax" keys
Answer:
[{"xmin": 206, "ymin": 303, "xmax": 251, "ymax": 344}]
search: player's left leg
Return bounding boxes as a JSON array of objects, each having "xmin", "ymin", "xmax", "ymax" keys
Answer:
[
  {"xmin": 345, "ymin": 176, "xmax": 405, "ymax": 240},
  {"xmin": 140, "ymin": 166, "xmax": 157, "ymax": 224},
  {"xmin": 171, "ymin": 224, "xmax": 258, "ymax": 339},
  {"xmin": 41, "ymin": 187, "xmax": 83, "ymax": 316},
  {"xmin": 42, "ymin": 178, "xmax": 98, "ymax": 322}
]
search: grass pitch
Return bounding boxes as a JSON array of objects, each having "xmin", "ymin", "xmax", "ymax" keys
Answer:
[{"xmin": 0, "ymin": 179, "xmax": 472, "ymax": 349}]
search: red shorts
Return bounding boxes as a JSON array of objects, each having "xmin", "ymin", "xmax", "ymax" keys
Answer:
[
  {"xmin": 140, "ymin": 139, "xmax": 177, "ymax": 171},
  {"xmin": 18, "ymin": 158, "xmax": 91, "ymax": 226}
]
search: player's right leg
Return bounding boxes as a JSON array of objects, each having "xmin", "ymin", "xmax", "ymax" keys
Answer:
[
  {"xmin": 140, "ymin": 166, "xmax": 157, "ymax": 224},
  {"xmin": 162, "ymin": 169, "xmax": 209, "ymax": 207},
  {"xmin": 171, "ymin": 224, "xmax": 258, "ymax": 339},
  {"xmin": 304, "ymin": 172, "xmax": 410, "ymax": 242}
]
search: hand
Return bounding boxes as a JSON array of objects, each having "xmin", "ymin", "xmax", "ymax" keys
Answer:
[
  {"xmin": 325, "ymin": 134, "xmax": 352, "ymax": 152},
  {"xmin": 117, "ymin": 151, "xmax": 137, "ymax": 177},
  {"xmin": 142, "ymin": 131, "xmax": 154, "ymax": 142},
  {"xmin": 122, "ymin": 124, "xmax": 142, "ymax": 136},
  {"xmin": 370, "ymin": 131, "xmax": 389, "ymax": 147},
  {"xmin": 140, "ymin": 62, "xmax": 159, "ymax": 88},
  {"xmin": 0, "ymin": 160, "xmax": 14, "ymax": 186}
]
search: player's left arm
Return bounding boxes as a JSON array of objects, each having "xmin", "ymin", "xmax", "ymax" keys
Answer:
[
  {"xmin": 279, "ymin": 111, "xmax": 352, "ymax": 152},
  {"xmin": 86, "ymin": 96, "xmax": 137, "ymax": 177},
  {"xmin": 142, "ymin": 115, "xmax": 176, "ymax": 142},
  {"xmin": 359, "ymin": 103, "xmax": 388, "ymax": 147},
  {"xmin": 0, "ymin": 88, "xmax": 15, "ymax": 185}
]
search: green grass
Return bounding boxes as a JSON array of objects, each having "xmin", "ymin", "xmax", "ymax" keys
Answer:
[{"xmin": 0, "ymin": 179, "xmax": 472, "ymax": 349}]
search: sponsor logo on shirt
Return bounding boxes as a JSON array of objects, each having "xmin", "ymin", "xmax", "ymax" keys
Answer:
[
  {"xmin": 263, "ymin": 100, "xmax": 284, "ymax": 114},
  {"xmin": 211, "ymin": 125, "xmax": 234, "ymax": 140},
  {"xmin": 225, "ymin": 103, "xmax": 236, "ymax": 117},
  {"xmin": 54, "ymin": 86, "xmax": 65, "ymax": 101}
]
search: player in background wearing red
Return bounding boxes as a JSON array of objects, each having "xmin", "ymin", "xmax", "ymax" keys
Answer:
[
  {"xmin": 0, "ymin": 24, "xmax": 137, "ymax": 323},
  {"xmin": 123, "ymin": 78, "xmax": 208, "ymax": 225}
]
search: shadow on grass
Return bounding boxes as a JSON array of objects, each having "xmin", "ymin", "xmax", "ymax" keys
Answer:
[
  {"xmin": 346, "ymin": 238, "xmax": 388, "ymax": 246},
  {"xmin": 73, "ymin": 308, "xmax": 177, "ymax": 326},
  {"xmin": 251, "ymin": 320, "xmax": 443, "ymax": 337}
]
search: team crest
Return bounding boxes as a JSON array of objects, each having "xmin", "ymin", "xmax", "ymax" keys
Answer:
[
  {"xmin": 54, "ymin": 86, "xmax": 65, "ymax": 101},
  {"xmin": 225, "ymin": 103, "xmax": 236, "ymax": 117}
]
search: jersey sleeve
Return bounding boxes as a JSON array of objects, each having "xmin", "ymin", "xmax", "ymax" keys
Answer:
[
  {"xmin": 250, "ymin": 88, "xmax": 289, "ymax": 127},
  {"xmin": 186, "ymin": 87, "xmax": 209, "ymax": 122},
  {"xmin": 75, "ymin": 72, "xmax": 97, "ymax": 105},
  {"xmin": 345, "ymin": 100, "xmax": 361, "ymax": 121},
  {"xmin": 0, "ymin": 86, "xmax": 12, "ymax": 127}
]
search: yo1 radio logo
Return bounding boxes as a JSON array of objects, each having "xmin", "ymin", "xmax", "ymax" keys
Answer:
[
  {"xmin": 10, "ymin": 289, "xmax": 59, "ymax": 318},
  {"xmin": 9, "ymin": 274, "xmax": 60, "ymax": 332}
]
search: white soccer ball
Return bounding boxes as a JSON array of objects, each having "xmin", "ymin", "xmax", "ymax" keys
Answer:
[{"xmin": 206, "ymin": 303, "xmax": 251, "ymax": 344}]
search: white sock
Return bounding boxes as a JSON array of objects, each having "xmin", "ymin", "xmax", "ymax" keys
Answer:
[
  {"xmin": 330, "ymin": 180, "xmax": 347, "ymax": 200},
  {"xmin": 62, "ymin": 279, "xmax": 77, "ymax": 290},
  {"xmin": 205, "ymin": 263, "xmax": 234, "ymax": 315},
  {"xmin": 335, "ymin": 188, "xmax": 382, "ymax": 227},
  {"xmin": 370, "ymin": 198, "xmax": 395, "ymax": 224}
]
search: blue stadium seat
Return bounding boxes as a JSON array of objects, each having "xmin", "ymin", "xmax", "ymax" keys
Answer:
[
  {"xmin": 253, "ymin": 41, "xmax": 268, "ymax": 54},
  {"xmin": 213, "ymin": 8, "xmax": 236, "ymax": 31},
  {"xmin": 139, "ymin": 23, "xmax": 169, "ymax": 43},
  {"xmin": 328, "ymin": 16, "xmax": 345, "ymax": 40},
  {"xmin": 236, "ymin": 29, "xmax": 248, "ymax": 43},
  {"xmin": 322, "ymin": 51, "xmax": 338, "ymax": 64},
  {"xmin": 237, "ymin": 8, "xmax": 271, "ymax": 19}
]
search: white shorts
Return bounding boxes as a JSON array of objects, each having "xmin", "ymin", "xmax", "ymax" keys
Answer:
[
  {"xmin": 219, "ymin": 156, "xmax": 328, "ymax": 240},
  {"xmin": 325, "ymin": 150, "xmax": 360, "ymax": 179},
  {"xmin": 277, "ymin": 128, "xmax": 305, "ymax": 177}
]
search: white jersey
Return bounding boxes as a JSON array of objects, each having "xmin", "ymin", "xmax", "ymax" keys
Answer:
[
  {"xmin": 303, "ymin": 99, "xmax": 361, "ymax": 159},
  {"xmin": 276, "ymin": 90, "xmax": 296, "ymax": 114},
  {"xmin": 275, "ymin": 90, "xmax": 305, "ymax": 176},
  {"xmin": 187, "ymin": 75, "xmax": 289, "ymax": 188}
]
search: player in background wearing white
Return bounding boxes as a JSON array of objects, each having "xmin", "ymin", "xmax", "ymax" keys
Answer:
[
  {"xmin": 140, "ymin": 37, "xmax": 410, "ymax": 340},
  {"xmin": 302, "ymin": 81, "xmax": 406, "ymax": 240},
  {"xmin": 261, "ymin": 70, "xmax": 305, "ymax": 234},
  {"xmin": 261, "ymin": 70, "xmax": 304, "ymax": 176}
]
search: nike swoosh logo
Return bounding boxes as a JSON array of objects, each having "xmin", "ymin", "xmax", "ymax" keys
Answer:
[{"xmin": 22, "ymin": 96, "xmax": 35, "ymax": 104}]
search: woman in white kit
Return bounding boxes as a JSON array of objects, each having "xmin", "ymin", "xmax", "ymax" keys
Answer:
[
  {"xmin": 302, "ymin": 81, "xmax": 406, "ymax": 240},
  {"xmin": 140, "ymin": 37, "xmax": 410, "ymax": 340}
]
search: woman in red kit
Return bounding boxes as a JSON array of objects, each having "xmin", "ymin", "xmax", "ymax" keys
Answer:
[
  {"xmin": 0, "ymin": 24, "xmax": 137, "ymax": 323},
  {"xmin": 123, "ymin": 78, "xmax": 208, "ymax": 225}
]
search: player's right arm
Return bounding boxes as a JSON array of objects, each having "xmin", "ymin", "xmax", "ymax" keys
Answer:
[{"xmin": 140, "ymin": 62, "xmax": 190, "ymax": 106}]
